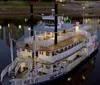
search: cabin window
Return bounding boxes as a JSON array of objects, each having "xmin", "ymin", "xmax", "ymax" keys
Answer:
[
  {"xmin": 76, "ymin": 55, "xmax": 81, "ymax": 58},
  {"xmin": 68, "ymin": 46, "xmax": 70, "ymax": 49},
  {"xmin": 56, "ymin": 50, "xmax": 59, "ymax": 54},
  {"xmin": 73, "ymin": 43, "xmax": 75, "ymax": 47},
  {"xmin": 28, "ymin": 50, "xmax": 31, "ymax": 52},
  {"xmin": 22, "ymin": 49, "xmax": 25, "ymax": 51},
  {"xmin": 76, "ymin": 42, "xmax": 78, "ymax": 45},
  {"xmin": 60, "ymin": 49, "xmax": 64, "ymax": 53},
  {"xmin": 52, "ymin": 52, "xmax": 55, "ymax": 56},
  {"xmin": 46, "ymin": 65, "xmax": 50, "ymax": 69},
  {"xmin": 53, "ymin": 65, "xmax": 57, "ymax": 68},
  {"xmin": 42, "ymin": 65, "xmax": 44, "ymax": 68},
  {"xmin": 46, "ymin": 52, "xmax": 49, "ymax": 56},
  {"xmin": 42, "ymin": 52, "xmax": 43, "ymax": 55},
  {"xmin": 65, "ymin": 47, "xmax": 67, "ymax": 51},
  {"xmin": 36, "ymin": 51, "xmax": 38, "ymax": 56},
  {"xmin": 63, "ymin": 30, "xmax": 66, "ymax": 33},
  {"xmin": 28, "ymin": 56, "xmax": 31, "ymax": 59},
  {"xmin": 75, "ymin": 43, "xmax": 77, "ymax": 46}
]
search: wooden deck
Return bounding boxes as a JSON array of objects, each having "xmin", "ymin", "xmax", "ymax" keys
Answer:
[{"xmin": 18, "ymin": 34, "xmax": 85, "ymax": 51}]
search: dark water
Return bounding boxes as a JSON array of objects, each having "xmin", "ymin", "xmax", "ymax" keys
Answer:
[{"xmin": 0, "ymin": 18, "xmax": 100, "ymax": 85}]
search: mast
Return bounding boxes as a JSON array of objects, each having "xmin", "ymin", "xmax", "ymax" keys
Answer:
[
  {"xmin": 9, "ymin": 32, "xmax": 13, "ymax": 63},
  {"xmin": 29, "ymin": 1, "xmax": 37, "ymax": 79},
  {"xmin": 54, "ymin": 0, "xmax": 58, "ymax": 45}
]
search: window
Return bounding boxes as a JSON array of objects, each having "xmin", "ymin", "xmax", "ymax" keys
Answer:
[
  {"xmin": 60, "ymin": 49, "xmax": 64, "ymax": 53},
  {"xmin": 52, "ymin": 52, "xmax": 55, "ymax": 56},
  {"xmin": 28, "ymin": 50, "xmax": 30, "ymax": 52},
  {"xmin": 56, "ymin": 50, "xmax": 59, "ymax": 54},
  {"xmin": 46, "ymin": 52, "xmax": 49, "ymax": 56},
  {"xmin": 42, "ymin": 52, "xmax": 43, "ymax": 55},
  {"xmin": 65, "ymin": 47, "xmax": 67, "ymax": 51},
  {"xmin": 53, "ymin": 65, "xmax": 57, "ymax": 68},
  {"xmin": 28, "ymin": 56, "xmax": 31, "ymax": 59},
  {"xmin": 22, "ymin": 49, "xmax": 25, "ymax": 51},
  {"xmin": 36, "ymin": 51, "xmax": 38, "ymax": 56},
  {"xmin": 68, "ymin": 46, "xmax": 70, "ymax": 49},
  {"xmin": 46, "ymin": 65, "xmax": 50, "ymax": 69}
]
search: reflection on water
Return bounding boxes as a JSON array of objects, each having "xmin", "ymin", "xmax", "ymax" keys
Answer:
[
  {"xmin": 0, "ymin": 17, "xmax": 41, "ymax": 46},
  {"xmin": 6, "ymin": 24, "xmax": 24, "ymax": 46},
  {"xmin": 0, "ymin": 18, "xmax": 99, "ymax": 85},
  {"xmin": 64, "ymin": 57, "xmax": 96, "ymax": 85},
  {"xmin": 0, "ymin": 27, "xmax": 3, "ymax": 40},
  {"xmin": 48, "ymin": 56, "xmax": 96, "ymax": 85}
]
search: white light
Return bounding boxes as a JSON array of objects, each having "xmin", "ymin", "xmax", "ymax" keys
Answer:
[
  {"xmin": 28, "ymin": 27, "xmax": 31, "ymax": 31},
  {"xmin": 8, "ymin": 24, "xmax": 10, "ymax": 27},
  {"xmin": 83, "ymin": 6, "xmax": 85, "ymax": 9},
  {"xmin": 19, "ymin": 25, "xmax": 21, "ymax": 29},
  {"xmin": 41, "ymin": 13, "xmax": 44, "ymax": 16},
  {"xmin": 25, "ymin": 18, "xmax": 27, "ymax": 22},
  {"xmin": 86, "ymin": 19, "xmax": 88, "ymax": 23},
  {"xmin": 0, "ymin": 25, "xmax": 2, "ymax": 29},
  {"xmin": 82, "ymin": 75, "xmax": 85, "ymax": 80},
  {"xmin": 51, "ymin": 9, "xmax": 55, "ymax": 12},
  {"xmin": 68, "ymin": 77, "xmax": 72, "ymax": 81},
  {"xmin": 75, "ymin": 26, "xmax": 79, "ymax": 32}
]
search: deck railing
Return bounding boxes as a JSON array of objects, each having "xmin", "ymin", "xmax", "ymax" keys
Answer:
[
  {"xmin": 8, "ymin": 58, "xmax": 18, "ymax": 74},
  {"xmin": 53, "ymin": 43, "xmax": 86, "ymax": 62},
  {"xmin": 9, "ymin": 74, "xmax": 50, "ymax": 85},
  {"xmin": 24, "ymin": 32, "xmax": 75, "ymax": 47},
  {"xmin": 0, "ymin": 64, "xmax": 11, "ymax": 82},
  {"xmin": 10, "ymin": 77, "xmax": 34, "ymax": 85},
  {"xmin": 39, "ymin": 43, "xmax": 86, "ymax": 63},
  {"xmin": 15, "ymin": 62, "xmax": 21, "ymax": 76},
  {"xmin": 38, "ymin": 32, "xmax": 75, "ymax": 47}
]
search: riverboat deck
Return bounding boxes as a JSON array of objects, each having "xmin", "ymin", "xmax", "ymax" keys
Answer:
[{"xmin": 18, "ymin": 34, "xmax": 85, "ymax": 51}]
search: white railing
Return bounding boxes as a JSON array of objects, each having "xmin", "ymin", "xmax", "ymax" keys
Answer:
[
  {"xmin": 8, "ymin": 58, "xmax": 18, "ymax": 74},
  {"xmin": 53, "ymin": 43, "xmax": 86, "ymax": 62},
  {"xmin": 15, "ymin": 62, "xmax": 21, "ymax": 76},
  {"xmin": 39, "ymin": 43, "xmax": 86, "ymax": 63},
  {"xmin": 38, "ymin": 32, "xmax": 75, "ymax": 47},
  {"xmin": 24, "ymin": 32, "xmax": 75, "ymax": 47},
  {"xmin": 10, "ymin": 74, "xmax": 50, "ymax": 85},
  {"xmin": 10, "ymin": 77, "xmax": 34, "ymax": 85},
  {"xmin": 35, "ymin": 74, "xmax": 50, "ymax": 83},
  {"xmin": 0, "ymin": 63, "xmax": 11, "ymax": 82}
]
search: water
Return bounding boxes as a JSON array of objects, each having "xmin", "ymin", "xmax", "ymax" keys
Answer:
[{"xmin": 0, "ymin": 18, "xmax": 99, "ymax": 85}]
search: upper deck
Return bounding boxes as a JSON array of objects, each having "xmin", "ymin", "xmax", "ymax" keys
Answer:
[{"xmin": 18, "ymin": 34, "xmax": 85, "ymax": 51}]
